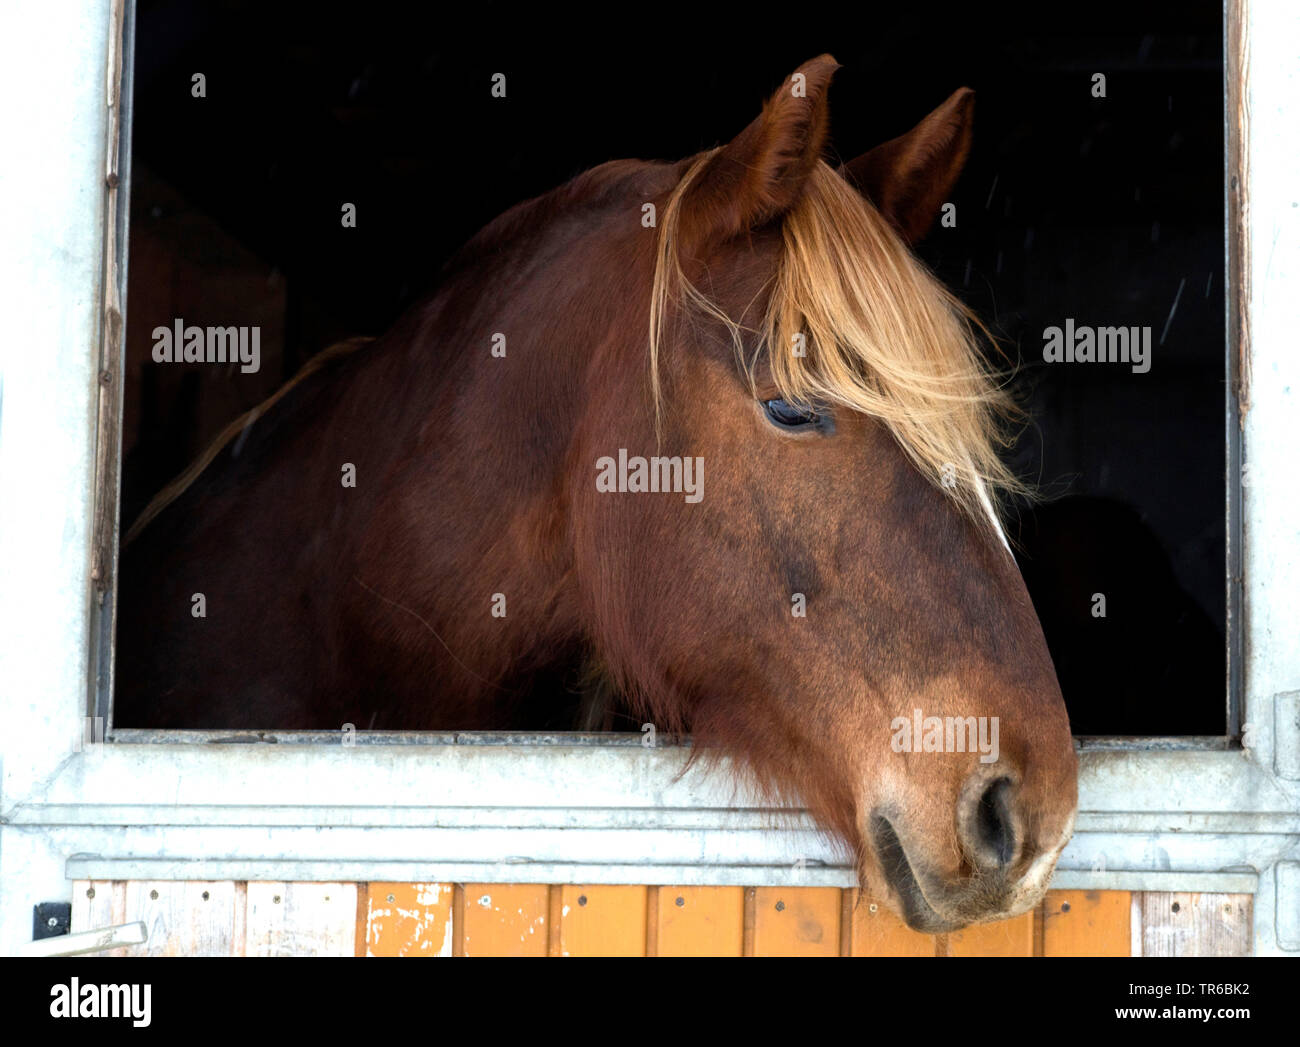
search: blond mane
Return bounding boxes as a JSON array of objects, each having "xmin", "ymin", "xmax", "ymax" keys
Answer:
[{"xmin": 650, "ymin": 155, "xmax": 1028, "ymax": 529}]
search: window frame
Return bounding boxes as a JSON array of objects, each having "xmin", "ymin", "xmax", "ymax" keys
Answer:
[{"xmin": 0, "ymin": 0, "xmax": 1295, "ymax": 955}]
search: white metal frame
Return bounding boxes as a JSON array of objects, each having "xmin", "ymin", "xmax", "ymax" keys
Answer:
[{"xmin": 1, "ymin": 0, "xmax": 1296, "ymax": 955}]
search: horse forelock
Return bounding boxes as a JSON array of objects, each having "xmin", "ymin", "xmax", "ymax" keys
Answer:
[{"xmin": 650, "ymin": 156, "xmax": 1028, "ymax": 542}]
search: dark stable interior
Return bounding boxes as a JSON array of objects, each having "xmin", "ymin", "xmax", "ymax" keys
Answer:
[{"xmin": 120, "ymin": 0, "xmax": 1228, "ymax": 735}]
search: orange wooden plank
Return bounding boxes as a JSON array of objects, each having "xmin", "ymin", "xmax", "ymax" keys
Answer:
[
  {"xmin": 461, "ymin": 884, "xmax": 549, "ymax": 957},
  {"xmin": 363, "ymin": 883, "xmax": 454, "ymax": 957},
  {"xmin": 947, "ymin": 912, "xmax": 1035, "ymax": 956},
  {"xmin": 847, "ymin": 891, "xmax": 936, "ymax": 956},
  {"xmin": 655, "ymin": 887, "xmax": 744, "ymax": 956},
  {"xmin": 557, "ymin": 886, "xmax": 647, "ymax": 956},
  {"xmin": 1042, "ymin": 890, "xmax": 1131, "ymax": 957},
  {"xmin": 751, "ymin": 887, "xmax": 841, "ymax": 956}
]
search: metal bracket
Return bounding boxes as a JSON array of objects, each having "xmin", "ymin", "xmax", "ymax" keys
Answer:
[{"xmin": 33, "ymin": 902, "xmax": 71, "ymax": 940}]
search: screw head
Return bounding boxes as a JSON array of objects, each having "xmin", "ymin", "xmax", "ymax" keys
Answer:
[
  {"xmin": 675, "ymin": 896, "xmax": 685, "ymax": 908},
  {"xmin": 775, "ymin": 900, "xmax": 785, "ymax": 912},
  {"xmin": 577, "ymin": 895, "xmax": 588, "ymax": 906}
]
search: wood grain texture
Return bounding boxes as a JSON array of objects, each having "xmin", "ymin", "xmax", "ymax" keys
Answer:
[
  {"xmin": 845, "ymin": 890, "xmax": 936, "ymax": 956},
  {"xmin": 751, "ymin": 887, "xmax": 842, "ymax": 956},
  {"xmin": 71, "ymin": 880, "xmax": 127, "ymax": 956},
  {"xmin": 654, "ymin": 886, "xmax": 744, "ymax": 956},
  {"xmin": 1137, "ymin": 893, "xmax": 1252, "ymax": 957},
  {"xmin": 245, "ymin": 882, "xmax": 357, "ymax": 956},
  {"xmin": 1042, "ymin": 889, "xmax": 1131, "ymax": 956},
  {"xmin": 947, "ymin": 912, "xmax": 1035, "ymax": 956},
  {"xmin": 72, "ymin": 880, "xmax": 238, "ymax": 956},
  {"xmin": 71, "ymin": 883, "xmax": 1218, "ymax": 957},
  {"xmin": 122, "ymin": 881, "xmax": 238, "ymax": 956},
  {"xmin": 556, "ymin": 885, "xmax": 647, "ymax": 956},
  {"xmin": 363, "ymin": 882, "xmax": 454, "ymax": 957},
  {"xmin": 460, "ymin": 883, "xmax": 549, "ymax": 956}
]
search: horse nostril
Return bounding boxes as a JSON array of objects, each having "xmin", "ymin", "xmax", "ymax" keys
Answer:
[{"xmin": 969, "ymin": 776, "xmax": 1017, "ymax": 869}]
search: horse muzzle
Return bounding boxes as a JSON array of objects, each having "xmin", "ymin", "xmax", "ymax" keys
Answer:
[{"xmin": 868, "ymin": 775, "xmax": 1076, "ymax": 933}]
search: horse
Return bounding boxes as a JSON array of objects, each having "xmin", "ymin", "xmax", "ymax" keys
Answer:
[{"xmin": 116, "ymin": 55, "xmax": 1078, "ymax": 932}]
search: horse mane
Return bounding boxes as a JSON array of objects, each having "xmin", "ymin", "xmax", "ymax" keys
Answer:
[
  {"xmin": 122, "ymin": 335, "xmax": 374, "ymax": 546},
  {"xmin": 650, "ymin": 154, "xmax": 1028, "ymax": 527}
]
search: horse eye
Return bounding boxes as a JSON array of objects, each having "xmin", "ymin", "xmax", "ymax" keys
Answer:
[{"xmin": 763, "ymin": 398, "xmax": 822, "ymax": 430}]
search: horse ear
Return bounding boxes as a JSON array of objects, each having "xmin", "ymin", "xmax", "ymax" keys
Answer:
[
  {"xmin": 839, "ymin": 87, "xmax": 975, "ymax": 244},
  {"xmin": 677, "ymin": 54, "xmax": 839, "ymax": 252}
]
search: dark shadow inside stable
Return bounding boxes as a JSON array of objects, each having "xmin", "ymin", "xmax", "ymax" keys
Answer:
[{"xmin": 117, "ymin": 0, "xmax": 1228, "ymax": 735}]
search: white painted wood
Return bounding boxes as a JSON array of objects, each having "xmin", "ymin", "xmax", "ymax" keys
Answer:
[
  {"xmin": 1138, "ymin": 893, "xmax": 1253, "ymax": 957},
  {"xmin": 70, "ymin": 879, "xmax": 237, "ymax": 956},
  {"xmin": 244, "ymin": 883, "xmax": 356, "ymax": 957},
  {"xmin": 121, "ymin": 881, "xmax": 238, "ymax": 956},
  {"xmin": 71, "ymin": 880, "xmax": 126, "ymax": 956}
]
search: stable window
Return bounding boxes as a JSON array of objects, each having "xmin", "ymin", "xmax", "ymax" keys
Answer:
[{"xmin": 1, "ymin": 0, "xmax": 1297, "ymax": 955}]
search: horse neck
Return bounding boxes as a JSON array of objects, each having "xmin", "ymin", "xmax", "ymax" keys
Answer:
[{"xmin": 339, "ymin": 270, "xmax": 607, "ymax": 717}]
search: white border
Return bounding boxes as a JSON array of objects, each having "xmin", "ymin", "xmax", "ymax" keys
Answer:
[{"xmin": 0, "ymin": 0, "xmax": 1297, "ymax": 955}]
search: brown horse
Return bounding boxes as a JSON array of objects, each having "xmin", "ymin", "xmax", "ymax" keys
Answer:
[{"xmin": 117, "ymin": 55, "xmax": 1077, "ymax": 931}]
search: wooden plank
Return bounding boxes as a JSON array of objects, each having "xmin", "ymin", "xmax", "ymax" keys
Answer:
[
  {"xmin": 71, "ymin": 880, "xmax": 126, "ymax": 956},
  {"xmin": 354, "ymin": 883, "xmax": 369, "ymax": 957},
  {"xmin": 645, "ymin": 886, "xmax": 660, "ymax": 956},
  {"xmin": 742, "ymin": 887, "xmax": 757, "ymax": 956},
  {"xmin": 846, "ymin": 890, "xmax": 935, "ymax": 956},
  {"xmin": 363, "ymin": 882, "xmax": 454, "ymax": 957},
  {"xmin": 557, "ymin": 885, "xmax": 647, "ymax": 957},
  {"xmin": 120, "ymin": 881, "xmax": 239, "ymax": 956},
  {"xmin": 751, "ymin": 887, "xmax": 841, "ymax": 956},
  {"xmin": 947, "ymin": 912, "xmax": 1035, "ymax": 956},
  {"xmin": 1042, "ymin": 890, "xmax": 1131, "ymax": 956},
  {"xmin": 1137, "ymin": 892, "xmax": 1253, "ymax": 957},
  {"xmin": 232, "ymin": 882, "xmax": 247, "ymax": 957},
  {"xmin": 73, "ymin": 880, "xmax": 239, "ymax": 957},
  {"xmin": 461, "ymin": 883, "xmax": 549, "ymax": 957},
  {"xmin": 245, "ymin": 882, "xmax": 357, "ymax": 956},
  {"xmin": 654, "ymin": 887, "xmax": 744, "ymax": 957}
]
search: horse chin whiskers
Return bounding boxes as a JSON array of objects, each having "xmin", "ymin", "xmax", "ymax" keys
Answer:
[
  {"xmin": 868, "ymin": 811, "xmax": 1056, "ymax": 933},
  {"xmin": 868, "ymin": 813, "xmax": 959, "ymax": 933}
]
